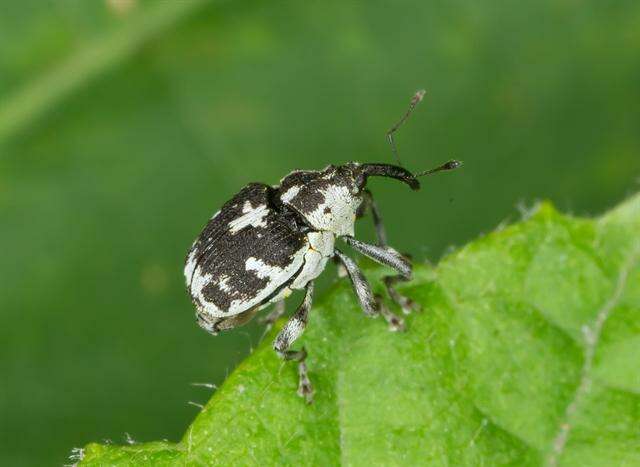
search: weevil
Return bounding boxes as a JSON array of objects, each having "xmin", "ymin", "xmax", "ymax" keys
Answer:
[{"xmin": 184, "ymin": 90, "xmax": 460, "ymax": 403}]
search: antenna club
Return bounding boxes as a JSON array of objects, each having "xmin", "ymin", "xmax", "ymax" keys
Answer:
[
  {"xmin": 444, "ymin": 159, "xmax": 462, "ymax": 170},
  {"xmin": 415, "ymin": 159, "xmax": 463, "ymax": 177}
]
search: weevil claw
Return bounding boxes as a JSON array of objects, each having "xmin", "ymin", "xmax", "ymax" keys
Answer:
[{"xmin": 297, "ymin": 360, "xmax": 314, "ymax": 404}]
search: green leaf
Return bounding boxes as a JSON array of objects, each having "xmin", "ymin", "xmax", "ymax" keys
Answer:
[
  {"xmin": 0, "ymin": 0, "xmax": 209, "ymax": 144},
  {"xmin": 79, "ymin": 193, "xmax": 640, "ymax": 466}
]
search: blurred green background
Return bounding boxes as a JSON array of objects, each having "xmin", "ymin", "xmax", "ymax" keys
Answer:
[{"xmin": 1, "ymin": 0, "xmax": 639, "ymax": 465}]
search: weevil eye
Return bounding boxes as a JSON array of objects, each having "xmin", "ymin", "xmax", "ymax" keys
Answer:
[{"xmin": 336, "ymin": 162, "xmax": 365, "ymax": 193}]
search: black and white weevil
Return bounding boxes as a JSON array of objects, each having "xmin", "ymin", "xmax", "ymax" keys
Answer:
[{"xmin": 184, "ymin": 90, "xmax": 460, "ymax": 403}]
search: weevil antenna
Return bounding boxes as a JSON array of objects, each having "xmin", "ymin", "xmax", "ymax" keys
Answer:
[
  {"xmin": 415, "ymin": 159, "xmax": 462, "ymax": 177},
  {"xmin": 386, "ymin": 89, "xmax": 426, "ymax": 167}
]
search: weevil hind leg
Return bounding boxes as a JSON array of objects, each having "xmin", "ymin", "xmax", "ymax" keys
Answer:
[
  {"xmin": 259, "ymin": 300, "xmax": 287, "ymax": 340},
  {"xmin": 273, "ymin": 282, "xmax": 314, "ymax": 404},
  {"xmin": 343, "ymin": 236, "xmax": 420, "ymax": 315}
]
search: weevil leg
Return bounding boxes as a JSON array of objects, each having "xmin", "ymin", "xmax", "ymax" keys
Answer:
[
  {"xmin": 383, "ymin": 274, "xmax": 420, "ymax": 314},
  {"xmin": 334, "ymin": 249, "xmax": 379, "ymax": 317},
  {"xmin": 375, "ymin": 293, "xmax": 405, "ymax": 332},
  {"xmin": 343, "ymin": 236, "xmax": 411, "ymax": 277},
  {"xmin": 343, "ymin": 237, "xmax": 420, "ymax": 314},
  {"xmin": 335, "ymin": 246, "xmax": 409, "ymax": 325},
  {"xmin": 260, "ymin": 299, "xmax": 286, "ymax": 329},
  {"xmin": 386, "ymin": 89, "xmax": 426, "ymax": 166},
  {"xmin": 356, "ymin": 189, "xmax": 388, "ymax": 246},
  {"xmin": 273, "ymin": 282, "xmax": 314, "ymax": 404},
  {"xmin": 332, "ymin": 255, "xmax": 348, "ymax": 278},
  {"xmin": 258, "ymin": 300, "xmax": 287, "ymax": 342}
]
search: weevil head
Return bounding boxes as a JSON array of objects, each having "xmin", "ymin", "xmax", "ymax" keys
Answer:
[{"xmin": 277, "ymin": 163, "xmax": 420, "ymax": 237}]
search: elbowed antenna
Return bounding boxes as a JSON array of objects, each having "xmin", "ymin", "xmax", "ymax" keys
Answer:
[
  {"xmin": 356, "ymin": 159, "xmax": 461, "ymax": 191},
  {"xmin": 386, "ymin": 89, "xmax": 426, "ymax": 167},
  {"xmin": 385, "ymin": 89, "xmax": 463, "ymax": 179}
]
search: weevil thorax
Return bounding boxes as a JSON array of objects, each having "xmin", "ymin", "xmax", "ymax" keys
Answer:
[{"xmin": 277, "ymin": 163, "xmax": 363, "ymax": 237}]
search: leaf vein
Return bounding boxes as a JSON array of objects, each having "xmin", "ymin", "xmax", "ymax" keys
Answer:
[{"xmin": 546, "ymin": 240, "xmax": 640, "ymax": 466}]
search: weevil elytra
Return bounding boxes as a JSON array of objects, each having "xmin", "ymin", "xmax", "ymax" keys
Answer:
[{"xmin": 184, "ymin": 90, "xmax": 460, "ymax": 403}]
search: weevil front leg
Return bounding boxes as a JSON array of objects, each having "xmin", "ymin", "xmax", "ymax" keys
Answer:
[
  {"xmin": 344, "ymin": 236, "xmax": 420, "ymax": 315},
  {"xmin": 383, "ymin": 274, "xmax": 420, "ymax": 315},
  {"xmin": 356, "ymin": 189, "xmax": 388, "ymax": 246},
  {"xmin": 375, "ymin": 294, "xmax": 406, "ymax": 332},
  {"xmin": 273, "ymin": 283, "xmax": 314, "ymax": 404},
  {"xmin": 335, "ymin": 249, "xmax": 405, "ymax": 331}
]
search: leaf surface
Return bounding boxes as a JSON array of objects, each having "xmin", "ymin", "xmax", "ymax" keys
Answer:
[{"xmin": 80, "ymin": 194, "xmax": 640, "ymax": 466}]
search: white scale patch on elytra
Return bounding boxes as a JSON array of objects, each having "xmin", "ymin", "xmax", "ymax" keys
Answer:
[
  {"xmin": 191, "ymin": 243, "xmax": 308, "ymax": 318},
  {"xmin": 190, "ymin": 267, "xmax": 213, "ymax": 307},
  {"xmin": 228, "ymin": 200, "xmax": 269, "ymax": 234},
  {"xmin": 280, "ymin": 185, "xmax": 301, "ymax": 203},
  {"xmin": 184, "ymin": 245, "xmax": 199, "ymax": 284},
  {"xmin": 216, "ymin": 274, "xmax": 232, "ymax": 293},
  {"xmin": 189, "ymin": 270, "xmax": 235, "ymax": 314},
  {"xmin": 226, "ymin": 254, "xmax": 306, "ymax": 314},
  {"xmin": 245, "ymin": 256, "xmax": 288, "ymax": 280},
  {"xmin": 183, "ymin": 209, "xmax": 220, "ymax": 284}
]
